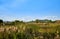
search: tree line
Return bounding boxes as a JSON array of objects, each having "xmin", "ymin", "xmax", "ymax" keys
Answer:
[{"xmin": 0, "ymin": 19, "xmax": 60, "ymax": 25}]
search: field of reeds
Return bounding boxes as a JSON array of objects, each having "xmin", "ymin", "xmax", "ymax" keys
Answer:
[{"xmin": 0, "ymin": 19, "xmax": 60, "ymax": 39}]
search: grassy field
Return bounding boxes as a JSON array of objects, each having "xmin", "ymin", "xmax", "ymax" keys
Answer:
[{"xmin": 0, "ymin": 20, "xmax": 60, "ymax": 39}]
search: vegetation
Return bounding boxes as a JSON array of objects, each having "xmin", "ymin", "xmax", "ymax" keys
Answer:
[{"xmin": 0, "ymin": 19, "xmax": 60, "ymax": 39}]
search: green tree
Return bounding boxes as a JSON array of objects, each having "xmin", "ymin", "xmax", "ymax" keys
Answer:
[
  {"xmin": 0, "ymin": 19, "xmax": 3, "ymax": 26},
  {"xmin": 35, "ymin": 19, "xmax": 40, "ymax": 23}
]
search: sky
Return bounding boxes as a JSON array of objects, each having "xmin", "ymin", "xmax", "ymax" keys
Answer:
[{"xmin": 0, "ymin": 0, "xmax": 60, "ymax": 21}]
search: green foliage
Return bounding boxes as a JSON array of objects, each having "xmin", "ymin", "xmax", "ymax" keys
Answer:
[
  {"xmin": 34, "ymin": 19, "xmax": 55, "ymax": 23},
  {"xmin": 0, "ymin": 19, "xmax": 3, "ymax": 26},
  {"xmin": 0, "ymin": 19, "xmax": 3, "ymax": 23},
  {"xmin": 0, "ymin": 19, "xmax": 60, "ymax": 39}
]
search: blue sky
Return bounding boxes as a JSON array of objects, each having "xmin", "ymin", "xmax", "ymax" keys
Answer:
[{"xmin": 0, "ymin": 0, "xmax": 60, "ymax": 21}]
